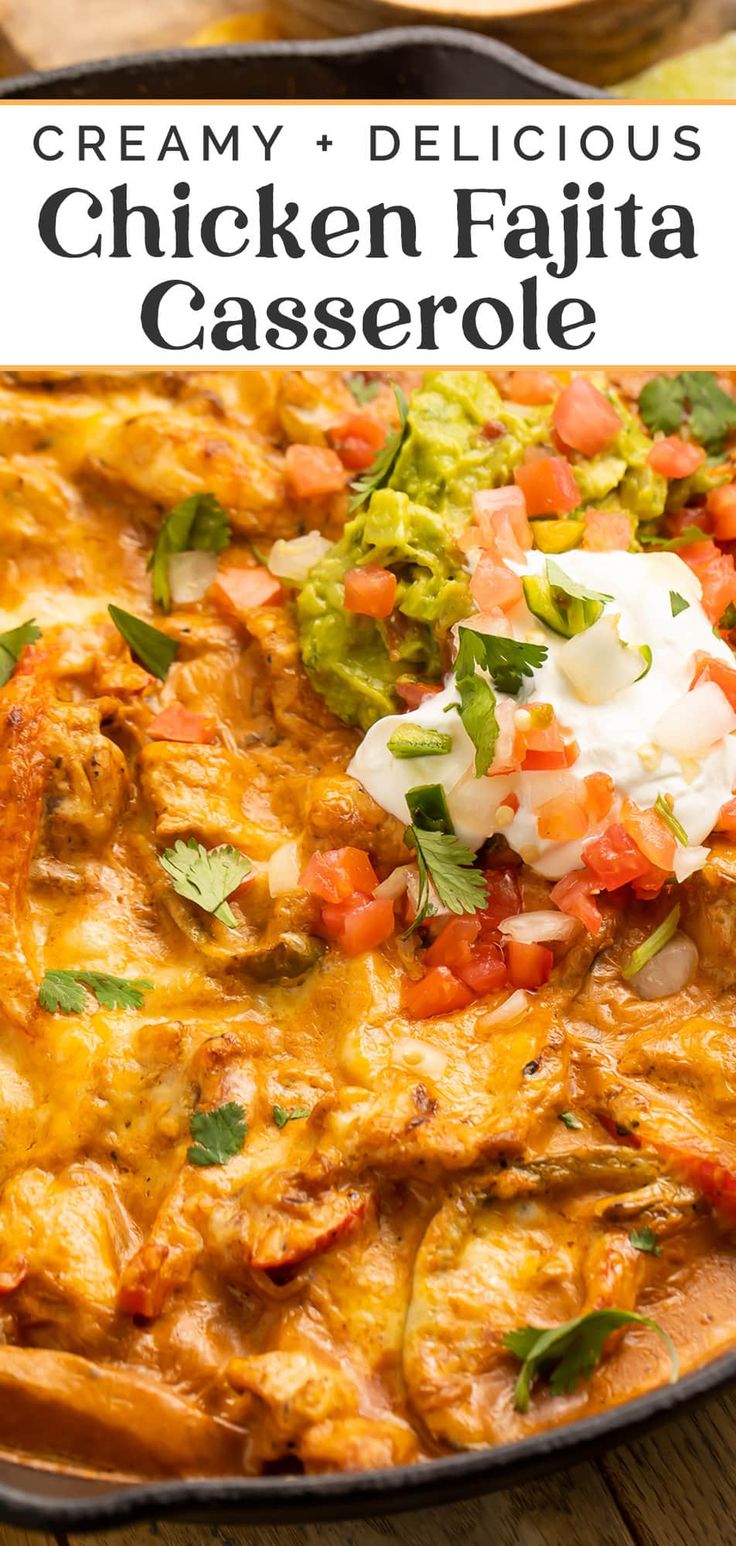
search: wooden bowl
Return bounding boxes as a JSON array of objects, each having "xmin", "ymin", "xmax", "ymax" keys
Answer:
[{"xmin": 273, "ymin": 0, "xmax": 700, "ymax": 87}]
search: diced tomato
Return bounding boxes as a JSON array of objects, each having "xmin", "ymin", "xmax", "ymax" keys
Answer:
[
  {"xmin": 552, "ymin": 379, "xmax": 621, "ymax": 457},
  {"xmin": 716, "ymin": 796, "xmax": 736, "ymax": 832},
  {"xmin": 285, "ymin": 443, "xmax": 348, "ymax": 499},
  {"xmin": 477, "ymin": 867, "xmax": 522, "ymax": 935},
  {"xmin": 457, "ymin": 941, "xmax": 508, "ymax": 994},
  {"xmin": 507, "ymin": 370, "xmax": 558, "ymax": 406},
  {"xmin": 582, "ymin": 823, "xmax": 650, "ymax": 890},
  {"xmin": 471, "ymin": 487, "xmax": 532, "ymax": 565},
  {"xmin": 519, "ymin": 714, "xmax": 579, "ymax": 771},
  {"xmin": 707, "ymin": 483, "xmax": 736, "ymax": 542},
  {"xmin": 631, "ymin": 862, "xmax": 671, "ymax": 900},
  {"xmin": 211, "ymin": 565, "xmax": 283, "ymax": 618},
  {"xmin": 700, "ymin": 556, "xmax": 736, "ymax": 624},
  {"xmin": 583, "ymin": 771, "xmax": 615, "ymax": 824},
  {"xmin": 470, "ymin": 551, "xmax": 523, "ymax": 612},
  {"xmin": 679, "ymin": 538, "xmax": 736, "ymax": 623},
  {"xmin": 691, "ymin": 653, "xmax": 736, "ymax": 710},
  {"xmin": 648, "ymin": 435, "xmax": 705, "ymax": 479},
  {"xmin": 395, "ymin": 679, "xmax": 442, "ymax": 710},
  {"xmin": 344, "ymin": 565, "xmax": 397, "ymax": 618},
  {"xmin": 147, "ymin": 703, "xmax": 216, "ymax": 744},
  {"xmin": 506, "ymin": 939, "xmax": 554, "ymax": 991},
  {"xmin": 523, "ymin": 744, "xmax": 579, "ymax": 771},
  {"xmin": 536, "ymin": 790, "xmax": 589, "ymax": 842},
  {"xmin": 582, "ymin": 509, "xmax": 632, "ymax": 552},
  {"xmin": 550, "ymin": 869, "xmax": 603, "ymax": 933},
  {"xmin": 514, "ymin": 457, "xmax": 580, "ymax": 517},
  {"xmin": 620, "ymin": 798, "xmax": 676, "ymax": 872},
  {"xmin": 667, "ymin": 507, "xmax": 711, "ymax": 539},
  {"xmin": 425, "ymin": 917, "xmax": 481, "ymax": 971},
  {"xmin": 329, "ymin": 414, "xmax": 387, "ymax": 472},
  {"xmin": 322, "ymin": 896, "xmax": 395, "ymax": 956},
  {"xmin": 401, "ymin": 967, "xmax": 474, "ymax": 1019},
  {"xmin": 679, "ymin": 537, "xmax": 721, "ymax": 567},
  {"xmin": 300, "ymin": 846, "xmax": 379, "ymax": 904}
]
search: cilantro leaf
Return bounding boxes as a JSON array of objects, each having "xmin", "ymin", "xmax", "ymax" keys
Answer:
[
  {"xmin": 108, "ymin": 605, "xmax": 177, "ymax": 681},
  {"xmin": 631, "ymin": 1226, "xmax": 662, "ymax": 1256},
  {"xmin": 410, "ymin": 827, "xmax": 487, "ymax": 928},
  {"xmin": 669, "ymin": 591, "xmax": 689, "ymax": 617},
  {"xmin": 546, "ymin": 558, "xmax": 612, "ymax": 606},
  {"xmin": 159, "ymin": 838, "xmax": 251, "ymax": 928},
  {"xmin": 638, "ymin": 376, "xmax": 686, "ymax": 438},
  {"xmin": 75, "ymin": 972, "xmax": 153, "ymax": 1010},
  {"xmin": 453, "ymin": 627, "xmax": 500, "ymax": 776},
  {"xmin": 504, "ymin": 1308, "xmax": 678, "ymax": 1413},
  {"xmin": 348, "ymin": 385, "xmax": 408, "ymax": 513},
  {"xmin": 639, "ymin": 373, "xmax": 736, "ymax": 455},
  {"xmin": 188, "ymin": 1101, "xmax": 247, "ymax": 1166},
  {"xmin": 622, "ymin": 904, "xmax": 680, "ymax": 981},
  {"xmin": 456, "ymin": 672, "xmax": 498, "ymax": 777},
  {"xmin": 39, "ymin": 969, "xmax": 152, "ymax": 1015},
  {"xmin": 347, "ymin": 373, "xmax": 381, "ymax": 406},
  {"xmin": 149, "ymin": 493, "xmax": 231, "ymax": 611},
  {"xmin": 38, "ymin": 970, "xmax": 86, "ymax": 1015},
  {"xmin": 273, "ymin": 1104, "xmax": 311, "ymax": 1128},
  {"xmin": 0, "ymin": 619, "xmax": 42, "ymax": 688},
  {"xmin": 680, "ymin": 372, "xmax": 736, "ymax": 454},
  {"xmin": 655, "ymin": 794, "xmax": 688, "ymax": 847},
  {"xmin": 559, "ymin": 1111, "xmax": 582, "ymax": 1130},
  {"xmin": 464, "ymin": 630, "xmax": 549, "ymax": 697},
  {"xmin": 638, "ymin": 525, "xmax": 705, "ymax": 551}
]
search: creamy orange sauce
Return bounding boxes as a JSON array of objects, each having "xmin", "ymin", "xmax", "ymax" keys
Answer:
[{"xmin": 0, "ymin": 368, "xmax": 735, "ymax": 1481}]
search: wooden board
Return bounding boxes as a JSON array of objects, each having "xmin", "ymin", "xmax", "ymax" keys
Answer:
[
  {"xmin": 0, "ymin": 1388, "xmax": 735, "ymax": 1546},
  {"xmin": 0, "ymin": 0, "xmax": 261, "ymax": 73}
]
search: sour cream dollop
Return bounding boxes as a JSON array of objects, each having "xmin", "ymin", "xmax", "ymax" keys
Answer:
[{"xmin": 348, "ymin": 550, "xmax": 736, "ymax": 880}]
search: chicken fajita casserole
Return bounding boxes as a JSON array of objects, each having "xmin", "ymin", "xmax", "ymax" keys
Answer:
[{"xmin": 2, "ymin": 365, "xmax": 736, "ymax": 1478}]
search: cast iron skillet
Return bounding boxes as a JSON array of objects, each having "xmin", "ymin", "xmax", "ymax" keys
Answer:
[
  {"xmin": 0, "ymin": 25, "xmax": 604, "ymax": 98},
  {"xmin": 0, "ymin": 22, "xmax": 731, "ymax": 1531}
]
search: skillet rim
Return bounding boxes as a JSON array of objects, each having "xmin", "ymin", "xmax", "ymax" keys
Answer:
[
  {"xmin": 0, "ymin": 24, "xmax": 727, "ymax": 1528},
  {"xmin": 0, "ymin": 25, "xmax": 604, "ymax": 99},
  {"xmin": 0, "ymin": 1346, "xmax": 732, "ymax": 1526}
]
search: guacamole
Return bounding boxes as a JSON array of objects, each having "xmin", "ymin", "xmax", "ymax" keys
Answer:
[
  {"xmin": 389, "ymin": 370, "xmax": 551, "ymax": 525},
  {"xmin": 297, "ymin": 371, "xmax": 668, "ymax": 729},
  {"xmin": 566, "ymin": 394, "xmax": 667, "ymax": 521},
  {"xmin": 298, "ymin": 370, "xmax": 549, "ymax": 730},
  {"xmin": 298, "ymin": 488, "xmax": 471, "ymax": 730}
]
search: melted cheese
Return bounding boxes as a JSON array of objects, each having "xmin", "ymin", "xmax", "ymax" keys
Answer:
[{"xmin": 0, "ymin": 369, "xmax": 735, "ymax": 1483}]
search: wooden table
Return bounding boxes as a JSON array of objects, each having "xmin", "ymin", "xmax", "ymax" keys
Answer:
[{"xmin": 0, "ymin": 1383, "xmax": 732, "ymax": 1546}]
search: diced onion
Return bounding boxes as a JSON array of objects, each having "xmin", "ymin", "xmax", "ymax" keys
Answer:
[
  {"xmin": 526, "ymin": 770, "xmax": 577, "ymax": 811},
  {"xmin": 168, "ymin": 550, "xmax": 219, "ymax": 604},
  {"xmin": 392, "ymin": 1036, "xmax": 448, "ymax": 1080},
  {"xmin": 654, "ymin": 682, "xmax": 736, "ymax": 759},
  {"xmin": 374, "ymin": 864, "xmax": 417, "ymax": 900},
  {"xmin": 375, "ymin": 863, "xmax": 448, "ymax": 922},
  {"xmin": 499, "ymin": 910, "xmax": 578, "ymax": 944},
  {"xmin": 628, "ymin": 931, "xmax": 699, "ymax": 1000},
  {"xmin": 673, "ymin": 844, "xmax": 710, "ymax": 884},
  {"xmin": 480, "ymin": 989, "xmax": 529, "ymax": 1027},
  {"xmin": 268, "ymin": 840, "xmax": 301, "ymax": 898},
  {"xmin": 558, "ymin": 614, "xmax": 649, "ymax": 705},
  {"xmin": 268, "ymin": 531, "xmax": 331, "ymax": 584}
]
